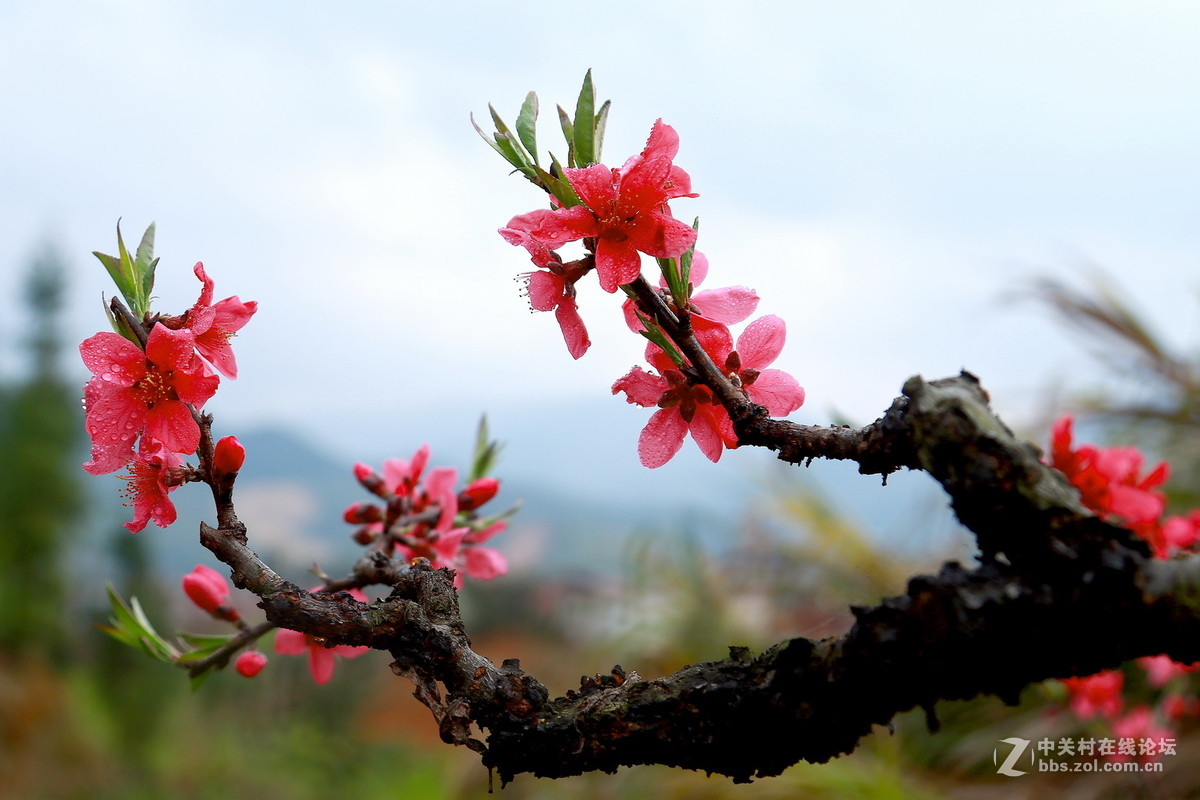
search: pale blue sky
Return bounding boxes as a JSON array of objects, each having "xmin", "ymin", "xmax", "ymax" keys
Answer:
[{"xmin": 2, "ymin": 1, "xmax": 1197, "ymax": 496}]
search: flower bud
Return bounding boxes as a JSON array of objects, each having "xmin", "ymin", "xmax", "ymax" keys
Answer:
[
  {"xmin": 213, "ymin": 435, "xmax": 246, "ymax": 476},
  {"xmin": 343, "ymin": 502, "xmax": 383, "ymax": 524},
  {"xmin": 354, "ymin": 462, "xmax": 388, "ymax": 497},
  {"xmin": 235, "ymin": 650, "xmax": 268, "ymax": 678},
  {"xmin": 352, "ymin": 526, "xmax": 379, "ymax": 546},
  {"xmin": 459, "ymin": 477, "xmax": 500, "ymax": 511},
  {"xmin": 182, "ymin": 564, "xmax": 239, "ymax": 622}
]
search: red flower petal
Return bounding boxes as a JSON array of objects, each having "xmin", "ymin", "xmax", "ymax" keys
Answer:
[
  {"xmin": 612, "ymin": 366, "xmax": 669, "ymax": 408},
  {"xmin": 465, "ymin": 547, "xmax": 508, "ymax": 580},
  {"xmin": 274, "ymin": 627, "xmax": 309, "ymax": 655},
  {"xmin": 736, "ymin": 315, "xmax": 787, "ymax": 370},
  {"xmin": 593, "ymin": 236, "xmax": 643, "ymax": 293},
  {"xmin": 565, "ymin": 164, "xmax": 619, "ymax": 213},
  {"xmin": 79, "ymin": 332, "xmax": 147, "ymax": 385},
  {"xmin": 688, "ymin": 406, "xmax": 727, "ymax": 463},
  {"xmin": 309, "ymin": 645, "xmax": 336, "ymax": 684},
  {"xmin": 555, "ymin": 296, "xmax": 591, "ymax": 359},
  {"xmin": 624, "ymin": 211, "xmax": 698, "ymax": 260},
  {"xmin": 638, "ymin": 407, "xmax": 689, "ymax": 468},
  {"xmin": 526, "ymin": 270, "xmax": 566, "ymax": 312},
  {"xmin": 144, "ymin": 401, "xmax": 201, "ymax": 455},
  {"xmin": 692, "ymin": 286, "xmax": 759, "ymax": 325},
  {"xmin": 748, "ymin": 369, "xmax": 806, "ymax": 416}
]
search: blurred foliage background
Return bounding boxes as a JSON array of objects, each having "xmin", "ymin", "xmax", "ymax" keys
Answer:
[{"xmin": 1, "ymin": 249, "xmax": 1198, "ymax": 799}]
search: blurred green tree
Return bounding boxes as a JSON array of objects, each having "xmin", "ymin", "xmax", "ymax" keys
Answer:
[{"xmin": 0, "ymin": 245, "xmax": 85, "ymax": 656}]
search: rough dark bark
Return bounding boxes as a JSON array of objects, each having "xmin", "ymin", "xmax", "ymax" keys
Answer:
[{"xmin": 198, "ymin": 372, "xmax": 1200, "ymax": 784}]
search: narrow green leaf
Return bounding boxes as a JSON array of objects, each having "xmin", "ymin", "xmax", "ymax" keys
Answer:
[
  {"xmin": 638, "ymin": 317, "xmax": 686, "ymax": 368},
  {"xmin": 594, "ymin": 100, "xmax": 611, "ymax": 163},
  {"xmin": 134, "ymin": 221, "xmax": 159, "ymax": 310},
  {"xmin": 488, "ymin": 103, "xmax": 515, "ymax": 139},
  {"xmin": 93, "ymin": 251, "xmax": 130, "ymax": 297},
  {"xmin": 515, "ymin": 91, "xmax": 540, "ymax": 166},
  {"xmin": 572, "ymin": 70, "xmax": 596, "ymax": 167},
  {"xmin": 494, "ymin": 132, "xmax": 531, "ymax": 171},
  {"xmin": 175, "ymin": 643, "xmax": 227, "ymax": 664},
  {"xmin": 544, "ymin": 154, "xmax": 581, "ymax": 208},
  {"xmin": 475, "ymin": 500, "xmax": 523, "ymax": 531},
  {"xmin": 679, "ymin": 218, "xmax": 700, "ymax": 295},
  {"xmin": 102, "ymin": 583, "xmax": 179, "ymax": 662},
  {"xmin": 134, "ymin": 222, "xmax": 156, "ymax": 274},
  {"xmin": 472, "ymin": 112, "xmax": 515, "ymax": 160},
  {"xmin": 556, "ymin": 105, "xmax": 575, "ymax": 166},
  {"xmin": 101, "ymin": 298, "xmax": 141, "ymax": 346},
  {"xmin": 179, "ymin": 632, "xmax": 234, "ymax": 648},
  {"xmin": 142, "ymin": 256, "xmax": 159, "ymax": 305},
  {"xmin": 658, "ymin": 256, "xmax": 685, "ymax": 307},
  {"xmin": 115, "ymin": 221, "xmax": 133, "ymax": 279},
  {"xmin": 106, "ymin": 583, "xmax": 140, "ymax": 629},
  {"xmin": 469, "ymin": 415, "xmax": 504, "ymax": 481}
]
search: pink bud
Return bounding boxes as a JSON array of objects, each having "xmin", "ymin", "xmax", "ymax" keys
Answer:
[
  {"xmin": 235, "ymin": 650, "xmax": 267, "ymax": 678},
  {"xmin": 213, "ymin": 436, "xmax": 246, "ymax": 475},
  {"xmin": 459, "ymin": 477, "xmax": 500, "ymax": 510},
  {"xmin": 354, "ymin": 462, "xmax": 388, "ymax": 497},
  {"xmin": 343, "ymin": 502, "xmax": 382, "ymax": 524},
  {"xmin": 182, "ymin": 564, "xmax": 239, "ymax": 622},
  {"xmin": 352, "ymin": 526, "xmax": 378, "ymax": 546}
]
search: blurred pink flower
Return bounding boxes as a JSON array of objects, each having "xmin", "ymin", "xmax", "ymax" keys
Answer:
[
  {"xmin": 274, "ymin": 587, "xmax": 370, "ymax": 684},
  {"xmin": 1061, "ymin": 670, "xmax": 1124, "ymax": 720}
]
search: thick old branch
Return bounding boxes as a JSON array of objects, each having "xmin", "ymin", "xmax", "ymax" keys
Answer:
[{"xmin": 197, "ymin": 373, "xmax": 1200, "ymax": 784}]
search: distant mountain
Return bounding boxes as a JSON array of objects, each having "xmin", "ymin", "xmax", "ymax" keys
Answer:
[{"xmin": 77, "ymin": 415, "xmax": 967, "ymax": 601}]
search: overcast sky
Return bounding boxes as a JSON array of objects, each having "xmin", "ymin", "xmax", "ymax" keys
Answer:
[{"xmin": 3, "ymin": 1, "xmax": 1198, "ymax": 498}]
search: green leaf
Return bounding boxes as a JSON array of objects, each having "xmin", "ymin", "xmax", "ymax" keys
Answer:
[
  {"xmin": 175, "ymin": 633, "xmax": 234, "ymax": 662},
  {"xmin": 472, "ymin": 115, "xmax": 528, "ymax": 172},
  {"xmin": 472, "ymin": 112, "xmax": 515, "ymax": 160},
  {"xmin": 556, "ymin": 105, "xmax": 574, "ymax": 166},
  {"xmin": 679, "ymin": 217, "xmax": 700, "ymax": 293},
  {"xmin": 134, "ymin": 221, "xmax": 156, "ymax": 270},
  {"xmin": 469, "ymin": 415, "xmax": 503, "ymax": 481},
  {"xmin": 637, "ymin": 316, "xmax": 685, "ymax": 367},
  {"xmin": 178, "ymin": 632, "xmax": 235, "ymax": 649},
  {"xmin": 657, "ymin": 256, "xmax": 685, "ymax": 308},
  {"xmin": 134, "ymin": 222, "xmax": 157, "ymax": 305},
  {"xmin": 94, "ymin": 221, "xmax": 158, "ymax": 318},
  {"xmin": 515, "ymin": 91, "xmax": 540, "ymax": 167},
  {"xmin": 594, "ymin": 100, "xmax": 611, "ymax": 163},
  {"xmin": 495, "ymin": 132, "xmax": 532, "ymax": 172},
  {"xmin": 572, "ymin": 69, "xmax": 596, "ymax": 167},
  {"xmin": 544, "ymin": 154, "xmax": 580, "ymax": 208},
  {"xmin": 100, "ymin": 296, "xmax": 139, "ymax": 345},
  {"xmin": 102, "ymin": 583, "xmax": 180, "ymax": 663},
  {"xmin": 93, "ymin": 251, "xmax": 131, "ymax": 298},
  {"xmin": 473, "ymin": 500, "xmax": 523, "ymax": 532}
]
